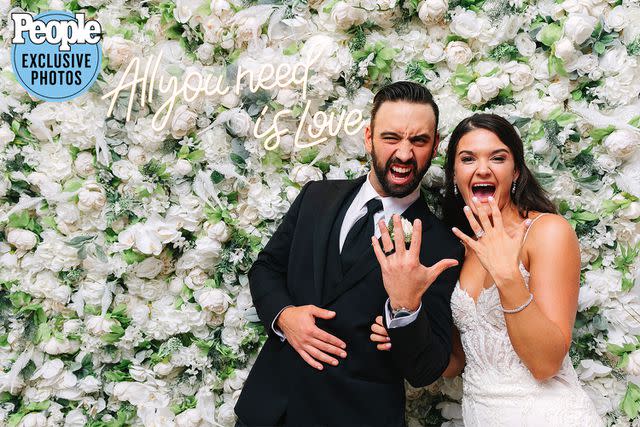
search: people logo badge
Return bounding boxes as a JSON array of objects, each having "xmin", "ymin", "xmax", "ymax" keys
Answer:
[{"xmin": 11, "ymin": 10, "xmax": 102, "ymax": 102}]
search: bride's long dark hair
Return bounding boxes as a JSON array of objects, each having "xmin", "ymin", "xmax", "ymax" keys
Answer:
[{"xmin": 442, "ymin": 114, "xmax": 557, "ymax": 235}]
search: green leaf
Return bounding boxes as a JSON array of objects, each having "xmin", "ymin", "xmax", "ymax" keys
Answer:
[
  {"xmin": 187, "ymin": 150, "xmax": 204, "ymax": 162},
  {"xmin": 572, "ymin": 210, "xmax": 599, "ymax": 222},
  {"xmin": 589, "ymin": 125, "xmax": 616, "ymax": 144},
  {"xmin": 539, "ymin": 23, "xmax": 562, "ymax": 47},
  {"xmin": 9, "ymin": 291, "xmax": 31, "ymax": 308},
  {"xmin": 210, "ymin": 170, "xmax": 224, "ymax": 184},
  {"xmin": 62, "ymin": 179, "xmax": 83, "ymax": 193},
  {"xmin": 378, "ymin": 47, "xmax": 396, "ymax": 61},
  {"xmin": 594, "ymin": 41, "xmax": 606, "ymax": 55},
  {"xmin": 621, "ymin": 382, "xmax": 640, "ymax": 418},
  {"xmin": 7, "ymin": 211, "xmax": 30, "ymax": 229},
  {"xmin": 283, "ymin": 42, "xmax": 300, "ymax": 56},
  {"xmin": 122, "ymin": 249, "xmax": 147, "ymax": 265},
  {"xmin": 101, "ymin": 323, "xmax": 126, "ymax": 343}
]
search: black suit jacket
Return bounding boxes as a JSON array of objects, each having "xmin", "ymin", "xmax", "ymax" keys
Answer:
[{"xmin": 235, "ymin": 176, "xmax": 464, "ymax": 426}]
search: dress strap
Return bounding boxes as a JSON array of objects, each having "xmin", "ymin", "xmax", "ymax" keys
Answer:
[{"xmin": 522, "ymin": 213, "xmax": 550, "ymax": 244}]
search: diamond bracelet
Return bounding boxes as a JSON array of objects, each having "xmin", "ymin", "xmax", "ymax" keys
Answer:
[{"xmin": 500, "ymin": 292, "xmax": 534, "ymax": 314}]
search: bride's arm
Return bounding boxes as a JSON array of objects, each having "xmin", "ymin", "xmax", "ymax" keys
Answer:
[
  {"xmin": 500, "ymin": 214, "xmax": 580, "ymax": 380},
  {"xmin": 442, "ymin": 326, "xmax": 465, "ymax": 378}
]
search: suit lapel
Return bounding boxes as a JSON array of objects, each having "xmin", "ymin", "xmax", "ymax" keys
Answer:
[
  {"xmin": 312, "ymin": 176, "xmax": 367, "ymax": 304},
  {"xmin": 321, "ymin": 191, "xmax": 433, "ymax": 307}
]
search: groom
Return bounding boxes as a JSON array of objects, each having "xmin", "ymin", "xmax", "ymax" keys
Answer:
[{"xmin": 235, "ymin": 81, "xmax": 464, "ymax": 426}]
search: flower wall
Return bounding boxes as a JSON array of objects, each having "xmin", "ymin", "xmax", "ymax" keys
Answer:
[{"xmin": 1, "ymin": 0, "xmax": 640, "ymax": 425}]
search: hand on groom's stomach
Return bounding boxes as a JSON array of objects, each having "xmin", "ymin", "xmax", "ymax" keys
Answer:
[{"xmin": 276, "ymin": 304, "xmax": 348, "ymax": 371}]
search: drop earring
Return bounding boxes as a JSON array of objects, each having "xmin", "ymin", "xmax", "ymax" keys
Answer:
[
  {"xmin": 511, "ymin": 179, "xmax": 517, "ymax": 195},
  {"xmin": 454, "ymin": 182, "xmax": 459, "ymax": 196}
]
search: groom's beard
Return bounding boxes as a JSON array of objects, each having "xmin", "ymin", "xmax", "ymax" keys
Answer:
[{"xmin": 371, "ymin": 145, "xmax": 430, "ymax": 198}]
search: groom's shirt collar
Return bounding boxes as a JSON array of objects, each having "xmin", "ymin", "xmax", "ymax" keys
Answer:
[
  {"xmin": 355, "ymin": 172, "xmax": 420, "ymax": 221},
  {"xmin": 338, "ymin": 172, "xmax": 420, "ymax": 253}
]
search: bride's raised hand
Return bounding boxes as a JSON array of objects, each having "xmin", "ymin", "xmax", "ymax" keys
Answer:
[
  {"xmin": 451, "ymin": 196, "xmax": 531, "ymax": 287},
  {"xmin": 371, "ymin": 214, "xmax": 459, "ymax": 310}
]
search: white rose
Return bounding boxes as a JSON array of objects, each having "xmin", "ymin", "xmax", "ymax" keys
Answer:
[
  {"xmin": 445, "ymin": 41, "xmax": 473, "ymax": 69},
  {"xmin": 603, "ymin": 129, "xmax": 639, "ymax": 160},
  {"xmin": 176, "ymin": 408, "xmax": 201, "ymax": 427},
  {"xmin": 475, "ymin": 76, "xmax": 501, "ymax": 100},
  {"xmin": 85, "ymin": 316, "xmax": 116, "ymax": 335},
  {"xmin": 514, "ymin": 33, "xmax": 536, "ymax": 57},
  {"xmin": 102, "ymin": 36, "xmax": 138, "ymax": 69},
  {"xmin": 604, "ymin": 6, "xmax": 626, "ymax": 33},
  {"xmin": 574, "ymin": 54, "xmax": 598, "ymax": 75},
  {"xmin": 171, "ymin": 105, "xmax": 198, "ymax": 139},
  {"xmin": 79, "ymin": 278, "xmax": 105, "ymax": 306},
  {"xmin": 0, "ymin": 122, "xmax": 15, "ymax": 149},
  {"xmin": 225, "ymin": 109, "xmax": 252, "ymax": 137},
  {"xmin": 17, "ymin": 412, "xmax": 47, "ymax": 427},
  {"xmin": 422, "ymin": 41, "xmax": 445, "ymax": 63},
  {"xmin": 564, "ymin": 13, "xmax": 597, "ymax": 45},
  {"xmin": 289, "ymin": 164, "xmax": 322, "ymax": 185},
  {"xmin": 436, "ymin": 401, "xmax": 462, "ymax": 421},
  {"xmin": 77, "ymin": 182, "xmax": 106, "ymax": 212},
  {"xmin": 449, "ymin": 9, "xmax": 481, "ymax": 39},
  {"xmin": 548, "ymin": 80, "xmax": 570, "ymax": 101},
  {"xmin": 217, "ymin": 402, "xmax": 236, "ymax": 426},
  {"xmin": 466, "ymin": 83, "xmax": 483, "ymax": 105},
  {"xmin": 330, "ymin": 2, "xmax": 367, "ymax": 30},
  {"xmin": 64, "ymin": 409, "xmax": 87, "ymax": 427},
  {"xmin": 172, "ymin": 158, "xmax": 192, "ymax": 176},
  {"xmin": 418, "ymin": 0, "xmax": 448, "ymax": 23},
  {"xmin": 174, "ymin": 0, "xmax": 203, "ymax": 23},
  {"xmin": 624, "ymin": 350, "xmax": 640, "ymax": 375},
  {"xmin": 554, "ymin": 38, "xmax": 577, "ymax": 63},
  {"xmin": 38, "ymin": 143, "xmax": 73, "ymax": 182},
  {"xmin": 531, "ymin": 139, "xmax": 550, "ymax": 154},
  {"xmin": 194, "ymin": 288, "xmax": 230, "ymax": 314},
  {"xmin": 185, "ymin": 268, "xmax": 209, "ymax": 290},
  {"xmin": 39, "ymin": 336, "xmax": 80, "ymax": 355},
  {"xmin": 133, "ymin": 257, "xmax": 164, "ymax": 278},
  {"xmin": 0, "ymin": 177, "xmax": 8, "ymax": 198},
  {"xmin": 153, "ymin": 362, "xmax": 175, "ymax": 376},
  {"xmin": 73, "ymin": 151, "xmax": 95, "ymax": 177},
  {"xmin": 599, "ymin": 47, "xmax": 628, "ymax": 75},
  {"xmin": 503, "ymin": 62, "xmax": 533, "ymax": 91},
  {"xmin": 616, "ymin": 152, "xmax": 640, "ymax": 197},
  {"xmin": 595, "ymin": 153, "xmax": 620, "ymax": 173},
  {"xmin": 110, "ymin": 160, "xmax": 139, "ymax": 182},
  {"xmin": 576, "ymin": 359, "xmax": 612, "ymax": 381},
  {"xmin": 619, "ymin": 202, "xmax": 640, "ymax": 220},
  {"xmin": 207, "ymin": 221, "xmax": 231, "ymax": 242},
  {"xmin": 7, "ymin": 228, "xmax": 38, "ymax": 251},
  {"xmin": 77, "ymin": 375, "xmax": 101, "ymax": 393}
]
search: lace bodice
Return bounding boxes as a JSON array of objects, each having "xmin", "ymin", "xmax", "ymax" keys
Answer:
[{"xmin": 451, "ymin": 261, "xmax": 603, "ymax": 426}]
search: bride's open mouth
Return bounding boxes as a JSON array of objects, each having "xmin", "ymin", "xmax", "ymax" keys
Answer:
[
  {"xmin": 388, "ymin": 163, "xmax": 414, "ymax": 186},
  {"xmin": 471, "ymin": 182, "xmax": 496, "ymax": 201}
]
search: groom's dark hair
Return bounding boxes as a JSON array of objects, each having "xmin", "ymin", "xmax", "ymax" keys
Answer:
[{"xmin": 370, "ymin": 81, "xmax": 440, "ymax": 134}]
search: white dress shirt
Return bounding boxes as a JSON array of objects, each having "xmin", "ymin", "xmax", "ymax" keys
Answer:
[{"xmin": 272, "ymin": 173, "xmax": 423, "ymax": 340}]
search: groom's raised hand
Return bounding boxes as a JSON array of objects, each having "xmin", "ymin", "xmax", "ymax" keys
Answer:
[
  {"xmin": 372, "ymin": 215, "xmax": 459, "ymax": 310},
  {"xmin": 277, "ymin": 305, "xmax": 347, "ymax": 370}
]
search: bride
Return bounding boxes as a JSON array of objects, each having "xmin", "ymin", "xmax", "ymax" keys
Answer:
[{"xmin": 369, "ymin": 114, "xmax": 602, "ymax": 426}]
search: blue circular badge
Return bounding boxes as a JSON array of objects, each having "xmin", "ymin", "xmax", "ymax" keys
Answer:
[{"xmin": 11, "ymin": 10, "xmax": 102, "ymax": 102}]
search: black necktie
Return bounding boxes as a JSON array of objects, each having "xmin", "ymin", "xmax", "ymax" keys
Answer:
[{"xmin": 341, "ymin": 198, "xmax": 383, "ymax": 272}]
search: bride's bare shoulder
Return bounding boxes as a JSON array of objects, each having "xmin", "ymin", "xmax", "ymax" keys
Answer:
[{"xmin": 523, "ymin": 213, "xmax": 579, "ymax": 265}]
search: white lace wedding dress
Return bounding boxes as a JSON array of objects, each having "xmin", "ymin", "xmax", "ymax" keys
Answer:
[{"xmin": 451, "ymin": 229, "xmax": 603, "ymax": 426}]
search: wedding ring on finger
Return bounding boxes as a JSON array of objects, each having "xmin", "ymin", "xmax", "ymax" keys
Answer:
[
  {"xmin": 384, "ymin": 248, "xmax": 395, "ymax": 256},
  {"xmin": 475, "ymin": 229, "xmax": 485, "ymax": 239}
]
